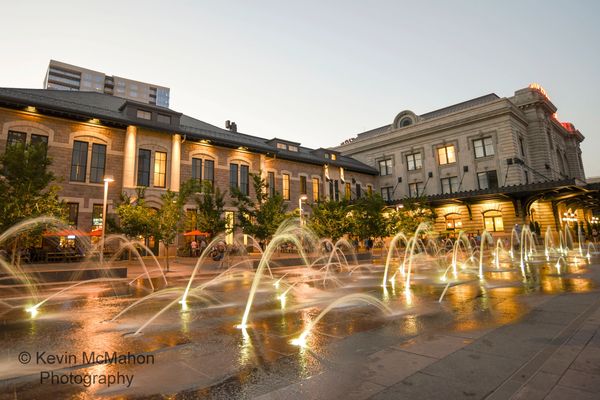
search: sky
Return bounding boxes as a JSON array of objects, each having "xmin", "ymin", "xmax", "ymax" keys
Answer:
[{"xmin": 1, "ymin": 0, "xmax": 599, "ymax": 175}]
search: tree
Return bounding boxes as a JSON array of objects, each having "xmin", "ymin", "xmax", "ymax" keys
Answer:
[
  {"xmin": 231, "ymin": 173, "xmax": 290, "ymax": 241},
  {"xmin": 386, "ymin": 197, "xmax": 436, "ymax": 235},
  {"xmin": 191, "ymin": 180, "xmax": 227, "ymax": 237},
  {"xmin": 350, "ymin": 193, "xmax": 389, "ymax": 240},
  {"xmin": 114, "ymin": 187, "xmax": 156, "ymax": 240},
  {"xmin": 0, "ymin": 142, "xmax": 66, "ymax": 255},
  {"xmin": 308, "ymin": 200, "xmax": 351, "ymax": 242}
]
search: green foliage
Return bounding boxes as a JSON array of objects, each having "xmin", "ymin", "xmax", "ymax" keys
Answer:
[
  {"xmin": 386, "ymin": 197, "xmax": 436, "ymax": 235},
  {"xmin": 231, "ymin": 173, "xmax": 290, "ymax": 241},
  {"xmin": 308, "ymin": 200, "xmax": 351, "ymax": 241},
  {"xmin": 190, "ymin": 180, "xmax": 227, "ymax": 237},
  {"xmin": 0, "ymin": 142, "xmax": 66, "ymax": 248},
  {"xmin": 350, "ymin": 192, "xmax": 389, "ymax": 240},
  {"xmin": 114, "ymin": 187, "xmax": 156, "ymax": 239}
]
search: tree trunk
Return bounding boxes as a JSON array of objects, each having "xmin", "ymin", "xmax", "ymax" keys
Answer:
[{"xmin": 164, "ymin": 243, "xmax": 169, "ymax": 272}]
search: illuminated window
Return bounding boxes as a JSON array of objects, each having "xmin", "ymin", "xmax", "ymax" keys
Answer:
[
  {"xmin": 70, "ymin": 141, "xmax": 88, "ymax": 182},
  {"xmin": 154, "ymin": 151, "xmax": 167, "ymax": 188},
  {"xmin": 92, "ymin": 204, "xmax": 103, "ymax": 227},
  {"xmin": 445, "ymin": 214, "xmax": 462, "ymax": 230},
  {"xmin": 438, "ymin": 145, "xmax": 456, "ymax": 165},
  {"xmin": 406, "ymin": 153, "xmax": 422, "ymax": 170},
  {"xmin": 90, "ymin": 143, "xmax": 106, "ymax": 183},
  {"xmin": 282, "ymin": 174, "xmax": 290, "ymax": 200},
  {"xmin": 300, "ymin": 176, "xmax": 307, "ymax": 195},
  {"xmin": 367, "ymin": 185, "xmax": 373, "ymax": 195},
  {"xmin": 331, "ymin": 154, "xmax": 337, "ymax": 160},
  {"xmin": 312, "ymin": 178, "xmax": 320, "ymax": 202},
  {"xmin": 345, "ymin": 182, "xmax": 351, "ymax": 200},
  {"xmin": 137, "ymin": 149, "xmax": 151, "ymax": 186},
  {"xmin": 288, "ymin": 145, "xmax": 298, "ymax": 152},
  {"xmin": 379, "ymin": 159, "xmax": 393, "ymax": 176},
  {"xmin": 136, "ymin": 109, "xmax": 152, "ymax": 120},
  {"xmin": 473, "ymin": 137, "xmax": 494, "ymax": 158},
  {"xmin": 441, "ymin": 176, "xmax": 459, "ymax": 194},
  {"xmin": 483, "ymin": 210, "xmax": 504, "ymax": 232},
  {"xmin": 277, "ymin": 143, "xmax": 287, "ymax": 150}
]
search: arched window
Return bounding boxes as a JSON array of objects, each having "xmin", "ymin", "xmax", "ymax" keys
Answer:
[
  {"xmin": 445, "ymin": 213, "xmax": 462, "ymax": 231},
  {"xmin": 400, "ymin": 117, "xmax": 413, "ymax": 127},
  {"xmin": 483, "ymin": 210, "xmax": 504, "ymax": 232}
]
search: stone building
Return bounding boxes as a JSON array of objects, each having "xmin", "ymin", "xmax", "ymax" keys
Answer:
[
  {"xmin": 0, "ymin": 88, "xmax": 377, "ymax": 252},
  {"xmin": 336, "ymin": 84, "xmax": 595, "ymax": 237}
]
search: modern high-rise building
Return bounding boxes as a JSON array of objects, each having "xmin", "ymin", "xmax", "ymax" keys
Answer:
[{"xmin": 43, "ymin": 60, "xmax": 170, "ymax": 107}]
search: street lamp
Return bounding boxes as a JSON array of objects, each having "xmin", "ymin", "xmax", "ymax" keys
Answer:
[
  {"xmin": 298, "ymin": 194, "xmax": 308, "ymax": 225},
  {"xmin": 100, "ymin": 176, "xmax": 114, "ymax": 264}
]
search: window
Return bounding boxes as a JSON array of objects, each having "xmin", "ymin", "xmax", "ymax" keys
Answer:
[
  {"xmin": 483, "ymin": 211, "xmax": 504, "ymax": 232},
  {"xmin": 379, "ymin": 158, "xmax": 393, "ymax": 176},
  {"xmin": 204, "ymin": 159, "xmax": 214, "ymax": 185},
  {"xmin": 157, "ymin": 114, "xmax": 171, "ymax": 124},
  {"xmin": 400, "ymin": 117, "xmax": 413, "ymax": 127},
  {"xmin": 345, "ymin": 182, "xmax": 351, "ymax": 200},
  {"xmin": 277, "ymin": 143, "xmax": 287, "ymax": 150},
  {"xmin": 312, "ymin": 178, "xmax": 320, "ymax": 202},
  {"xmin": 282, "ymin": 173, "xmax": 290, "ymax": 200},
  {"xmin": 137, "ymin": 149, "xmax": 151, "ymax": 186},
  {"xmin": 445, "ymin": 214, "xmax": 462, "ymax": 230},
  {"xmin": 524, "ymin": 170, "xmax": 529, "ymax": 184},
  {"xmin": 288, "ymin": 145, "xmax": 298, "ymax": 152},
  {"xmin": 331, "ymin": 154, "xmax": 337, "ymax": 161},
  {"xmin": 519, "ymin": 137, "xmax": 525, "ymax": 156},
  {"xmin": 192, "ymin": 158, "xmax": 202, "ymax": 182},
  {"xmin": 334, "ymin": 180, "xmax": 340, "ymax": 201},
  {"xmin": 381, "ymin": 186, "xmax": 393, "ymax": 202},
  {"xmin": 154, "ymin": 151, "xmax": 167, "ymax": 188},
  {"xmin": 70, "ymin": 140, "xmax": 88, "ymax": 182},
  {"xmin": 7, "ymin": 130, "xmax": 26, "ymax": 148},
  {"xmin": 406, "ymin": 153, "xmax": 422, "ymax": 171},
  {"xmin": 67, "ymin": 203, "xmax": 79, "ymax": 227},
  {"xmin": 356, "ymin": 183, "xmax": 361, "ymax": 198},
  {"xmin": 441, "ymin": 176, "xmax": 459, "ymax": 194},
  {"xmin": 300, "ymin": 176, "xmax": 307, "ymax": 195},
  {"xmin": 409, "ymin": 182, "xmax": 424, "ymax": 197},
  {"xmin": 31, "ymin": 134, "xmax": 49, "ymax": 157},
  {"xmin": 473, "ymin": 137, "xmax": 494, "ymax": 158},
  {"xmin": 92, "ymin": 204, "xmax": 103, "ymax": 227},
  {"xmin": 477, "ymin": 170, "xmax": 498, "ymax": 190},
  {"xmin": 438, "ymin": 145, "xmax": 456, "ymax": 165},
  {"xmin": 230, "ymin": 163, "xmax": 238, "ymax": 189},
  {"xmin": 90, "ymin": 143, "xmax": 107, "ymax": 183},
  {"xmin": 268, "ymin": 172, "xmax": 276, "ymax": 197},
  {"xmin": 240, "ymin": 165, "xmax": 249, "ymax": 195},
  {"xmin": 136, "ymin": 109, "xmax": 152, "ymax": 120}
]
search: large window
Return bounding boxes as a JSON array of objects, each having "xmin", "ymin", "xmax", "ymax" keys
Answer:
[
  {"xmin": 356, "ymin": 183, "xmax": 361, "ymax": 198},
  {"xmin": 406, "ymin": 153, "xmax": 422, "ymax": 171},
  {"xmin": 379, "ymin": 159, "xmax": 393, "ymax": 176},
  {"xmin": 92, "ymin": 204, "xmax": 103, "ymax": 227},
  {"xmin": 204, "ymin": 159, "xmax": 214, "ymax": 185},
  {"xmin": 483, "ymin": 210, "xmax": 504, "ymax": 232},
  {"xmin": 137, "ymin": 148, "xmax": 151, "ymax": 186},
  {"xmin": 345, "ymin": 182, "xmax": 351, "ymax": 200},
  {"xmin": 31, "ymin": 134, "xmax": 49, "ymax": 156},
  {"xmin": 438, "ymin": 145, "xmax": 456, "ymax": 165},
  {"xmin": 229, "ymin": 163, "xmax": 238, "ymax": 189},
  {"xmin": 312, "ymin": 178, "xmax": 320, "ymax": 202},
  {"xmin": 473, "ymin": 137, "xmax": 494, "ymax": 158},
  {"xmin": 268, "ymin": 172, "xmax": 276, "ymax": 197},
  {"xmin": 70, "ymin": 140, "xmax": 88, "ymax": 182},
  {"xmin": 445, "ymin": 214, "xmax": 462, "ymax": 230},
  {"xmin": 300, "ymin": 176, "xmax": 307, "ymax": 195},
  {"xmin": 381, "ymin": 186, "xmax": 393, "ymax": 202},
  {"xmin": 477, "ymin": 170, "xmax": 498, "ymax": 190},
  {"xmin": 154, "ymin": 151, "xmax": 167, "ymax": 188},
  {"xmin": 441, "ymin": 176, "xmax": 459, "ymax": 194},
  {"xmin": 7, "ymin": 131, "xmax": 26, "ymax": 147},
  {"xmin": 240, "ymin": 165, "xmax": 249, "ymax": 195},
  {"xmin": 192, "ymin": 158, "xmax": 202, "ymax": 182},
  {"xmin": 408, "ymin": 182, "xmax": 424, "ymax": 197},
  {"xmin": 90, "ymin": 143, "xmax": 107, "ymax": 183},
  {"xmin": 67, "ymin": 203, "xmax": 79, "ymax": 227},
  {"xmin": 282, "ymin": 173, "xmax": 290, "ymax": 200}
]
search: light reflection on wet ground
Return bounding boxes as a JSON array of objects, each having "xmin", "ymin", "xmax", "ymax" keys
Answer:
[{"xmin": 0, "ymin": 254, "xmax": 598, "ymax": 399}]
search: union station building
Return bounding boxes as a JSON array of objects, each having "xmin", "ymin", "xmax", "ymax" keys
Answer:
[{"xmin": 336, "ymin": 84, "xmax": 599, "ymax": 237}]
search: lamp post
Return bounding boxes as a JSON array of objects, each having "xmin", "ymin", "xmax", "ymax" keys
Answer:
[
  {"xmin": 100, "ymin": 176, "xmax": 114, "ymax": 265},
  {"xmin": 298, "ymin": 194, "xmax": 308, "ymax": 225}
]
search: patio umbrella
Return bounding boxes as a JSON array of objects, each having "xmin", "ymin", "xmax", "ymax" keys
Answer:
[
  {"xmin": 42, "ymin": 229, "xmax": 89, "ymax": 237},
  {"xmin": 183, "ymin": 230, "xmax": 209, "ymax": 236},
  {"xmin": 89, "ymin": 229, "xmax": 103, "ymax": 237}
]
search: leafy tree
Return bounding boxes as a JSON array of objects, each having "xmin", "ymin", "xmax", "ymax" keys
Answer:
[
  {"xmin": 190, "ymin": 180, "xmax": 227, "ymax": 237},
  {"xmin": 0, "ymin": 142, "xmax": 66, "ymax": 256},
  {"xmin": 114, "ymin": 187, "xmax": 156, "ymax": 240},
  {"xmin": 231, "ymin": 173, "xmax": 289, "ymax": 241},
  {"xmin": 386, "ymin": 197, "xmax": 436, "ymax": 235},
  {"xmin": 350, "ymin": 193, "xmax": 389, "ymax": 240},
  {"xmin": 308, "ymin": 200, "xmax": 351, "ymax": 241}
]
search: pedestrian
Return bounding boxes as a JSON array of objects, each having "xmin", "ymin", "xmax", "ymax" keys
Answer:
[
  {"xmin": 190, "ymin": 240, "xmax": 198, "ymax": 256},
  {"xmin": 199, "ymin": 238, "xmax": 207, "ymax": 255}
]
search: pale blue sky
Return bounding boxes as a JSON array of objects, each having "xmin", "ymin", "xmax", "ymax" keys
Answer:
[{"xmin": 1, "ymin": 1, "xmax": 599, "ymax": 175}]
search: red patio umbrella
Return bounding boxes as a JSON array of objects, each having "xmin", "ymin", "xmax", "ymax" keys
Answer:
[
  {"xmin": 89, "ymin": 229, "xmax": 103, "ymax": 237},
  {"xmin": 183, "ymin": 230, "xmax": 209, "ymax": 237},
  {"xmin": 42, "ymin": 229, "xmax": 89, "ymax": 237}
]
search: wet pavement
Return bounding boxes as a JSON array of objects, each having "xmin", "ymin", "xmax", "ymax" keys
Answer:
[{"xmin": 1, "ymin": 252, "xmax": 600, "ymax": 399}]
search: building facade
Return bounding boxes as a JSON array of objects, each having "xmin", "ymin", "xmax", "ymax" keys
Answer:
[
  {"xmin": 43, "ymin": 60, "xmax": 170, "ymax": 107},
  {"xmin": 0, "ymin": 88, "xmax": 377, "ymax": 248},
  {"xmin": 336, "ymin": 84, "xmax": 594, "ymax": 236}
]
